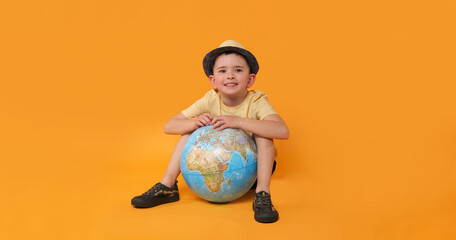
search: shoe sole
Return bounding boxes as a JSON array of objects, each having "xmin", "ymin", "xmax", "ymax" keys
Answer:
[
  {"xmin": 132, "ymin": 194, "xmax": 179, "ymax": 208},
  {"xmin": 254, "ymin": 214, "xmax": 279, "ymax": 223}
]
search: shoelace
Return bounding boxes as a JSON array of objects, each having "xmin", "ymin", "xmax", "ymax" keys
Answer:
[
  {"xmin": 145, "ymin": 183, "xmax": 165, "ymax": 195},
  {"xmin": 256, "ymin": 193, "xmax": 272, "ymax": 208}
]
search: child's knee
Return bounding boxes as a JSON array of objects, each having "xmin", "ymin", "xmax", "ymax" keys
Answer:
[
  {"xmin": 253, "ymin": 135, "xmax": 276, "ymax": 156},
  {"xmin": 254, "ymin": 135, "xmax": 274, "ymax": 147}
]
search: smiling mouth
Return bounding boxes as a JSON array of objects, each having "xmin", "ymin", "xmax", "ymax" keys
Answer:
[{"xmin": 224, "ymin": 83, "xmax": 238, "ymax": 87}]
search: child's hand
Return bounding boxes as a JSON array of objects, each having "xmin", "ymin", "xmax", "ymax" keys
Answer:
[
  {"xmin": 211, "ymin": 115, "xmax": 241, "ymax": 131},
  {"xmin": 193, "ymin": 113, "xmax": 213, "ymax": 128}
]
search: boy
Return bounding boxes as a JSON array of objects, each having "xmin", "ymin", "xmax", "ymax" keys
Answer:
[{"xmin": 131, "ymin": 40, "xmax": 289, "ymax": 223}]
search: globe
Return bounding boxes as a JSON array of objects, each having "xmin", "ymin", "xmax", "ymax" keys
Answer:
[{"xmin": 180, "ymin": 125, "xmax": 257, "ymax": 203}]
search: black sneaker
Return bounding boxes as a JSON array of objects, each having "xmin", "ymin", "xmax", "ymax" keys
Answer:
[
  {"xmin": 131, "ymin": 181, "xmax": 179, "ymax": 208},
  {"xmin": 253, "ymin": 191, "xmax": 279, "ymax": 223}
]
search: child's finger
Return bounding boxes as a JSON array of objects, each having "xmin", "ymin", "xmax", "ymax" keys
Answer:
[
  {"xmin": 204, "ymin": 117, "xmax": 212, "ymax": 124},
  {"xmin": 204, "ymin": 116, "xmax": 212, "ymax": 123},
  {"xmin": 217, "ymin": 125, "xmax": 226, "ymax": 131},
  {"xmin": 210, "ymin": 117, "xmax": 218, "ymax": 125},
  {"xmin": 212, "ymin": 120, "xmax": 223, "ymax": 129}
]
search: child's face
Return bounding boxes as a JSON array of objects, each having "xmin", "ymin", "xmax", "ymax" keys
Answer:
[{"xmin": 209, "ymin": 53, "xmax": 256, "ymax": 99}]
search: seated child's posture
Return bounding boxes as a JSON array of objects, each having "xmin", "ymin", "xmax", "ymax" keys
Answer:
[{"xmin": 131, "ymin": 40, "xmax": 289, "ymax": 223}]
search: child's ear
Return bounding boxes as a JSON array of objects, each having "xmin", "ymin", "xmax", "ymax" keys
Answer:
[
  {"xmin": 209, "ymin": 75, "xmax": 217, "ymax": 89},
  {"xmin": 247, "ymin": 74, "xmax": 256, "ymax": 88}
]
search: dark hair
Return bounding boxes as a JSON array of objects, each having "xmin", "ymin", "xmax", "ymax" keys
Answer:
[{"xmin": 211, "ymin": 51, "xmax": 251, "ymax": 74}]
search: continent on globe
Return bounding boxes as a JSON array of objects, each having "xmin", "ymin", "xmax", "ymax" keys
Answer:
[
  {"xmin": 187, "ymin": 146, "xmax": 229, "ymax": 192},
  {"xmin": 181, "ymin": 126, "xmax": 258, "ymax": 202},
  {"xmin": 186, "ymin": 128, "xmax": 255, "ymax": 193},
  {"xmin": 197, "ymin": 128, "xmax": 255, "ymax": 161}
]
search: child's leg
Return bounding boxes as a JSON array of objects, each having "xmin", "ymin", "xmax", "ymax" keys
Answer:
[
  {"xmin": 160, "ymin": 133, "xmax": 190, "ymax": 187},
  {"xmin": 131, "ymin": 133, "xmax": 190, "ymax": 208},
  {"xmin": 253, "ymin": 135, "xmax": 276, "ymax": 193}
]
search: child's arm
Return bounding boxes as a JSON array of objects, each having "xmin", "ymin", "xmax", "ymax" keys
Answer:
[
  {"xmin": 210, "ymin": 114, "xmax": 289, "ymax": 140},
  {"xmin": 164, "ymin": 112, "xmax": 213, "ymax": 135}
]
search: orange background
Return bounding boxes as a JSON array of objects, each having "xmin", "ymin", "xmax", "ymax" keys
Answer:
[{"xmin": 1, "ymin": 0, "xmax": 455, "ymax": 239}]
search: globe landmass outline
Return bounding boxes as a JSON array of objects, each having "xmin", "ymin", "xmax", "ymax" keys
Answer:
[{"xmin": 180, "ymin": 125, "xmax": 258, "ymax": 202}]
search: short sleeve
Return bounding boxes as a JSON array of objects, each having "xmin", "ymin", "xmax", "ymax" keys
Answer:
[
  {"xmin": 252, "ymin": 93, "xmax": 277, "ymax": 120},
  {"xmin": 181, "ymin": 97, "xmax": 207, "ymax": 119}
]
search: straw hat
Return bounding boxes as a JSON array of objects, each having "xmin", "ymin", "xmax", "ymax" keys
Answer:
[{"xmin": 202, "ymin": 40, "xmax": 259, "ymax": 77}]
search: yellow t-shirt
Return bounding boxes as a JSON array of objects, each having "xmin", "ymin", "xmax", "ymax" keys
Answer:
[{"xmin": 181, "ymin": 90, "xmax": 277, "ymax": 120}]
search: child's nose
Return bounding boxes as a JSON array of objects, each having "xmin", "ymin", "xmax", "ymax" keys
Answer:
[{"xmin": 227, "ymin": 71, "xmax": 235, "ymax": 79}]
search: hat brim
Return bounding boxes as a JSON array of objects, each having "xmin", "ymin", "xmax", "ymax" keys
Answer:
[{"xmin": 202, "ymin": 46, "xmax": 259, "ymax": 77}]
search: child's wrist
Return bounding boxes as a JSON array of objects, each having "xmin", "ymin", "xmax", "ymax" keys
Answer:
[
  {"xmin": 192, "ymin": 119, "xmax": 199, "ymax": 129},
  {"xmin": 237, "ymin": 118, "xmax": 244, "ymax": 129}
]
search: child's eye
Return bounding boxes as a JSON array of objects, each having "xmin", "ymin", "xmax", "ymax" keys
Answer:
[
  {"xmin": 219, "ymin": 69, "xmax": 226, "ymax": 73},
  {"xmin": 235, "ymin": 69, "xmax": 242, "ymax": 72}
]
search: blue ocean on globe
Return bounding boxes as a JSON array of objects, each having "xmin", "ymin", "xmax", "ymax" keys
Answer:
[{"xmin": 180, "ymin": 125, "xmax": 257, "ymax": 202}]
